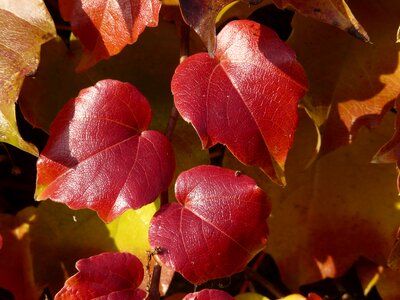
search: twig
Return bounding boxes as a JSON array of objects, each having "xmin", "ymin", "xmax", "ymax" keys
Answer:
[{"xmin": 244, "ymin": 267, "xmax": 285, "ymax": 299}]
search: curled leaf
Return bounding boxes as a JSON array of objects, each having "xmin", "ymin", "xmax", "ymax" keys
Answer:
[
  {"xmin": 55, "ymin": 252, "xmax": 146, "ymax": 299},
  {"xmin": 178, "ymin": 0, "xmax": 263, "ymax": 54},
  {"xmin": 172, "ymin": 20, "xmax": 307, "ymax": 184},
  {"xmin": 35, "ymin": 80, "xmax": 175, "ymax": 222},
  {"xmin": 273, "ymin": 0, "xmax": 369, "ymax": 42},
  {"xmin": 149, "ymin": 165, "xmax": 271, "ymax": 284}
]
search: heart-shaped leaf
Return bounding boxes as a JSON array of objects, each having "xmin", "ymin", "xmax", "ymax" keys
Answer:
[
  {"xmin": 183, "ymin": 289, "xmax": 234, "ymax": 299},
  {"xmin": 55, "ymin": 252, "xmax": 146, "ymax": 299},
  {"xmin": 149, "ymin": 165, "xmax": 271, "ymax": 284},
  {"xmin": 35, "ymin": 80, "xmax": 175, "ymax": 222},
  {"xmin": 59, "ymin": 0, "xmax": 161, "ymax": 70},
  {"xmin": 178, "ymin": 0, "xmax": 263, "ymax": 54},
  {"xmin": 273, "ymin": 0, "xmax": 369, "ymax": 42},
  {"xmin": 172, "ymin": 20, "xmax": 308, "ymax": 184},
  {"xmin": 0, "ymin": 0, "xmax": 55, "ymax": 155}
]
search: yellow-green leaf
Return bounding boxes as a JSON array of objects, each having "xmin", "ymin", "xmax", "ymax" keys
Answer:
[{"xmin": 0, "ymin": 0, "xmax": 55, "ymax": 155}]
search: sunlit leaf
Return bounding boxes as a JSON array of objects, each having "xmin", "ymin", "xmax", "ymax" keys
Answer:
[
  {"xmin": 172, "ymin": 20, "xmax": 307, "ymax": 184},
  {"xmin": 59, "ymin": 0, "xmax": 161, "ymax": 70},
  {"xmin": 0, "ymin": 0, "xmax": 55, "ymax": 155},
  {"xmin": 35, "ymin": 80, "xmax": 175, "ymax": 222},
  {"xmin": 149, "ymin": 165, "xmax": 271, "ymax": 284},
  {"xmin": 273, "ymin": 0, "xmax": 369, "ymax": 42},
  {"xmin": 184, "ymin": 289, "xmax": 234, "ymax": 299},
  {"xmin": 178, "ymin": 0, "xmax": 263, "ymax": 54},
  {"xmin": 289, "ymin": 0, "xmax": 400, "ymax": 153},
  {"xmin": 55, "ymin": 252, "xmax": 146, "ymax": 299}
]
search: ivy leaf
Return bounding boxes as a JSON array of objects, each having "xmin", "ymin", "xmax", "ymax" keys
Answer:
[
  {"xmin": 273, "ymin": 0, "xmax": 369, "ymax": 42},
  {"xmin": 0, "ymin": 0, "xmax": 55, "ymax": 155},
  {"xmin": 172, "ymin": 20, "xmax": 308, "ymax": 184},
  {"xmin": 289, "ymin": 0, "xmax": 400, "ymax": 153},
  {"xmin": 59, "ymin": 0, "xmax": 161, "ymax": 71},
  {"xmin": 179, "ymin": 0, "xmax": 263, "ymax": 54},
  {"xmin": 35, "ymin": 80, "xmax": 175, "ymax": 223},
  {"xmin": 149, "ymin": 165, "xmax": 271, "ymax": 284},
  {"xmin": 55, "ymin": 252, "xmax": 146, "ymax": 299},
  {"xmin": 183, "ymin": 289, "xmax": 234, "ymax": 299}
]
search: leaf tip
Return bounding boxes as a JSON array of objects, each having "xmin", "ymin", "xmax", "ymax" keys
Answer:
[{"xmin": 347, "ymin": 25, "xmax": 370, "ymax": 44}]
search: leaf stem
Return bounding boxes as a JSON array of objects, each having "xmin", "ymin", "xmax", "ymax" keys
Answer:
[
  {"xmin": 147, "ymin": 263, "xmax": 161, "ymax": 300},
  {"xmin": 160, "ymin": 16, "xmax": 190, "ymax": 207}
]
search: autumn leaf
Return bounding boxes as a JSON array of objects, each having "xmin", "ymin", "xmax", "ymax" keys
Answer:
[
  {"xmin": 223, "ymin": 110, "xmax": 400, "ymax": 298},
  {"xmin": 0, "ymin": 0, "xmax": 55, "ymax": 155},
  {"xmin": 397, "ymin": 25, "xmax": 400, "ymax": 43},
  {"xmin": 184, "ymin": 289, "xmax": 234, "ymax": 299},
  {"xmin": 178, "ymin": 0, "xmax": 263, "ymax": 54},
  {"xmin": 149, "ymin": 165, "xmax": 271, "ymax": 284},
  {"xmin": 59, "ymin": 0, "xmax": 161, "ymax": 70},
  {"xmin": 273, "ymin": 0, "xmax": 369, "ymax": 42},
  {"xmin": 0, "ymin": 213, "xmax": 41, "ymax": 300},
  {"xmin": 55, "ymin": 252, "xmax": 147, "ymax": 299},
  {"xmin": 35, "ymin": 80, "xmax": 175, "ymax": 222},
  {"xmin": 289, "ymin": 0, "xmax": 400, "ymax": 153},
  {"xmin": 172, "ymin": 20, "xmax": 307, "ymax": 184}
]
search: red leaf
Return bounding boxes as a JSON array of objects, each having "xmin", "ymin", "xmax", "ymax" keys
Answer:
[
  {"xmin": 149, "ymin": 165, "xmax": 271, "ymax": 284},
  {"xmin": 59, "ymin": 0, "xmax": 161, "ymax": 70},
  {"xmin": 171, "ymin": 20, "xmax": 308, "ymax": 184},
  {"xmin": 55, "ymin": 252, "xmax": 146, "ymax": 299},
  {"xmin": 178, "ymin": 0, "xmax": 262, "ymax": 54},
  {"xmin": 35, "ymin": 80, "xmax": 175, "ymax": 222},
  {"xmin": 183, "ymin": 289, "xmax": 234, "ymax": 300}
]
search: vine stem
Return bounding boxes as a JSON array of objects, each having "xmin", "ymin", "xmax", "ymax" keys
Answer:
[
  {"xmin": 147, "ymin": 263, "xmax": 162, "ymax": 300},
  {"xmin": 160, "ymin": 15, "xmax": 190, "ymax": 207}
]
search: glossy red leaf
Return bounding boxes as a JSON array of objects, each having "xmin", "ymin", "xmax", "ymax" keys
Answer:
[
  {"xmin": 183, "ymin": 289, "xmax": 234, "ymax": 300},
  {"xmin": 59, "ymin": 0, "xmax": 161, "ymax": 70},
  {"xmin": 149, "ymin": 165, "xmax": 271, "ymax": 284},
  {"xmin": 178, "ymin": 0, "xmax": 262, "ymax": 54},
  {"xmin": 55, "ymin": 252, "xmax": 146, "ymax": 299},
  {"xmin": 172, "ymin": 20, "xmax": 308, "ymax": 184},
  {"xmin": 35, "ymin": 80, "xmax": 175, "ymax": 222}
]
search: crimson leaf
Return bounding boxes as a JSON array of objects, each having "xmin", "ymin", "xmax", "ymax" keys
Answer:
[
  {"xmin": 59, "ymin": 0, "xmax": 161, "ymax": 70},
  {"xmin": 183, "ymin": 289, "xmax": 234, "ymax": 299},
  {"xmin": 55, "ymin": 252, "xmax": 146, "ymax": 299},
  {"xmin": 171, "ymin": 20, "xmax": 308, "ymax": 184},
  {"xmin": 35, "ymin": 80, "xmax": 175, "ymax": 222},
  {"xmin": 149, "ymin": 165, "xmax": 271, "ymax": 284}
]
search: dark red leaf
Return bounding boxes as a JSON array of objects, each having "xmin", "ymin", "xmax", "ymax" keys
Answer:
[
  {"xmin": 183, "ymin": 289, "xmax": 234, "ymax": 300},
  {"xmin": 59, "ymin": 0, "xmax": 161, "ymax": 70},
  {"xmin": 172, "ymin": 20, "xmax": 308, "ymax": 184},
  {"xmin": 55, "ymin": 252, "xmax": 146, "ymax": 299},
  {"xmin": 178, "ymin": 0, "xmax": 263, "ymax": 54},
  {"xmin": 35, "ymin": 80, "xmax": 175, "ymax": 222},
  {"xmin": 149, "ymin": 165, "xmax": 271, "ymax": 284}
]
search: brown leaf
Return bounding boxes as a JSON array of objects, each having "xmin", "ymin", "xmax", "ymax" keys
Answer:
[
  {"xmin": 273, "ymin": 0, "xmax": 369, "ymax": 42},
  {"xmin": 0, "ymin": 214, "xmax": 41, "ymax": 300},
  {"xmin": 0, "ymin": 0, "xmax": 55, "ymax": 155},
  {"xmin": 224, "ymin": 110, "xmax": 400, "ymax": 298},
  {"xmin": 178, "ymin": 0, "xmax": 263, "ymax": 54},
  {"xmin": 289, "ymin": 0, "xmax": 400, "ymax": 153}
]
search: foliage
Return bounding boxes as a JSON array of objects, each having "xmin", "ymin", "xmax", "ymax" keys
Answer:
[{"xmin": 0, "ymin": 0, "xmax": 399, "ymax": 299}]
